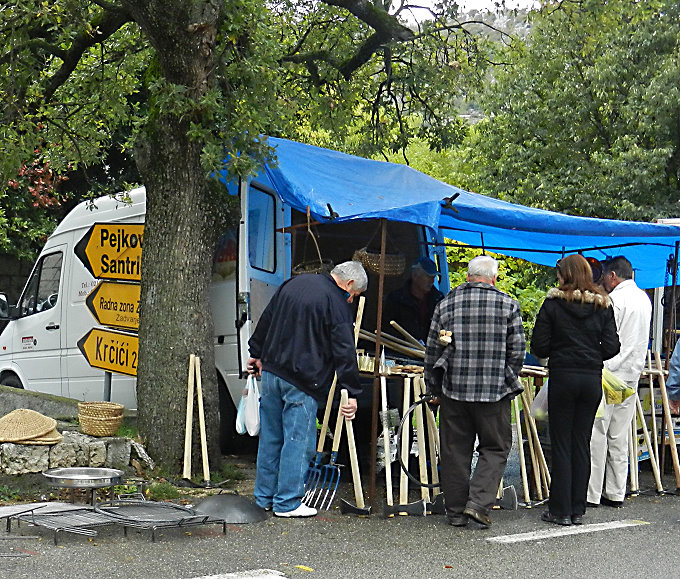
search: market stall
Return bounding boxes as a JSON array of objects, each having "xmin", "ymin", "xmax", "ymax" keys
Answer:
[{"xmin": 230, "ymin": 137, "xmax": 680, "ymax": 510}]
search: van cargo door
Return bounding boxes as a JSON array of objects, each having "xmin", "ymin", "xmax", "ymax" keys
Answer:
[{"xmin": 236, "ymin": 179, "xmax": 287, "ymax": 375}]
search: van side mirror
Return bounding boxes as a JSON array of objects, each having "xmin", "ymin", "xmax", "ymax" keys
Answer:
[{"xmin": 0, "ymin": 294, "xmax": 8, "ymax": 319}]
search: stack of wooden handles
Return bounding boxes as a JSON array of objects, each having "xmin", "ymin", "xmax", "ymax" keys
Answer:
[{"xmin": 183, "ymin": 354, "xmax": 210, "ymax": 484}]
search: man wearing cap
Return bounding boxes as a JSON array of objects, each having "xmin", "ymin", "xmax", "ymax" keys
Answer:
[{"xmin": 383, "ymin": 256, "xmax": 445, "ymax": 344}]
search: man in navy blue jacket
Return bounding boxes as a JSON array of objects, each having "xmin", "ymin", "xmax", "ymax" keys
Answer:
[{"xmin": 247, "ymin": 261, "xmax": 368, "ymax": 518}]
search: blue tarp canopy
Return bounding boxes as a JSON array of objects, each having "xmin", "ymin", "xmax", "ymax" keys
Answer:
[{"xmin": 244, "ymin": 137, "xmax": 680, "ymax": 288}]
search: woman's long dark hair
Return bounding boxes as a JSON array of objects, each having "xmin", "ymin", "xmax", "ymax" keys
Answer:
[{"xmin": 556, "ymin": 254, "xmax": 609, "ymax": 308}]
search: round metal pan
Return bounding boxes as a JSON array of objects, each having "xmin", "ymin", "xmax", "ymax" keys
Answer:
[{"xmin": 43, "ymin": 467, "xmax": 124, "ymax": 489}]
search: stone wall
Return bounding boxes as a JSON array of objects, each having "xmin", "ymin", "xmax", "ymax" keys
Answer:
[{"xmin": 0, "ymin": 431, "xmax": 134, "ymax": 475}]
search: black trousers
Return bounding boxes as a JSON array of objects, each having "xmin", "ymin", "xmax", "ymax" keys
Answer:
[
  {"xmin": 548, "ymin": 370, "xmax": 602, "ymax": 517},
  {"xmin": 439, "ymin": 396, "xmax": 512, "ymax": 516}
]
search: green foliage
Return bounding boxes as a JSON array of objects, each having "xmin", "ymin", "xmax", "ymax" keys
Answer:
[
  {"xmin": 0, "ymin": 484, "xmax": 21, "ymax": 502},
  {"xmin": 446, "ymin": 242, "xmax": 553, "ymax": 341},
  {"xmin": 470, "ymin": 0, "xmax": 680, "ymax": 220},
  {"xmin": 115, "ymin": 422, "xmax": 138, "ymax": 439},
  {"xmin": 219, "ymin": 462, "xmax": 245, "ymax": 482},
  {"xmin": 271, "ymin": 2, "xmax": 491, "ymax": 157},
  {"xmin": 147, "ymin": 481, "xmax": 180, "ymax": 501}
]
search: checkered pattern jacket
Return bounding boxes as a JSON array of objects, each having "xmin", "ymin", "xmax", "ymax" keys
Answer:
[{"xmin": 425, "ymin": 282, "xmax": 526, "ymax": 402}]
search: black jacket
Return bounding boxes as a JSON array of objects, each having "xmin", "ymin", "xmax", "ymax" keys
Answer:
[
  {"xmin": 383, "ymin": 280, "xmax": 444, "ymax": 343},
  {"xmin": 248, "ymin": 273, "xmax": 361, "ymax": 402},
  {"xmin": 531, "ymin": 288, "xmax": 620, "ymax": 375}
]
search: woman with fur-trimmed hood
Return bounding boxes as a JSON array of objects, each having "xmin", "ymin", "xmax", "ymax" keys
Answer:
[{"xmin": 531, "ymin": 254, "xmax": 620, "ymax": 527}]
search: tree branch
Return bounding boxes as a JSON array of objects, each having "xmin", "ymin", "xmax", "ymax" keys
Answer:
[
  {"xmin": 43, "ymin": 9, "xmax": 132, "ymax": 102},
  {"xmin": 322, "ymin": 0, "xmax": 414, "ymax": 41}
]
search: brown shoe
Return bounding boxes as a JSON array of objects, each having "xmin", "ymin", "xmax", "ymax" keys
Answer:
[{"xmin": 463, "ymin": 506, "xmax": 491, "ymax": 528}]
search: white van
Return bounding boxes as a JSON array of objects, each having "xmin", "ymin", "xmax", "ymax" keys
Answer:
[{"xmin": 0, "ymin": 178, "xmax": 448, "ymax": 451}]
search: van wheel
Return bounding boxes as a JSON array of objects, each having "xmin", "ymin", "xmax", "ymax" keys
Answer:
[
  {"xmin": 0, "ymin": 374, "xmax": 23, "ymax": 389},
  {"xmin": 218, "ymin": 374, "xmax": 258, "ymax": 455}
]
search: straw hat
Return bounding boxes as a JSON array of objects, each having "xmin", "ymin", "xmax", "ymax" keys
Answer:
[
  {"xmin": 0, "ymin": 409, "xmax": 57, "ymax": 442},
  {"xmin": 19, "ymin": 426, "xmax": 63, "ymax": 445}
]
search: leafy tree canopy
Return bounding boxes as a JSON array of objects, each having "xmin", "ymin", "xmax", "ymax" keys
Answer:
[
  {"xmin": 1, "ymin": 0, "xmax": 507, "ymax": 468},
  {"xmin": 470, "ymin": 0, "xmax": 680, "ymax": 220}
]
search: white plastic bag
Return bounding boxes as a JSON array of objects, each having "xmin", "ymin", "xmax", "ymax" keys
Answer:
[
  {"xmin": 244, "ymin": 375, "xmax": 260, "ymax": 436},
  {"xmin": 235, "ymin": 384, "xmax": 247, "ymax": 435},
  {"xmin": 530, "ymin": 381, "xmax": 549, "ymax": 421}
]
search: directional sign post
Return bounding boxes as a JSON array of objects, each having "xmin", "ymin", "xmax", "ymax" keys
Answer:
[
  {"xmin": 76, "ymin": 222, "xmax": 145, "ymax": 388},
  {"xmin": 85, "ymin": 281, "xmax": 140, "ymax": 332},
  {"xmin": 77, "ymin": 328, "xmax": 139, "ymax": 377},
  {"xmin": 75, "ymin": 222, "xmax": 144, "ymax": 282}
]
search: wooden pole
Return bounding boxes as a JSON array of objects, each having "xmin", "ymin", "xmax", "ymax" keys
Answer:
[
  {"xmin": 520, "ymin": 389, "xmax": 551, "ymax": 492},
  {"xmin": 647, "ymin": 351, "xmax": 660, "ymax": 472},
  {"xmin": 521, "ymin": 392, "xmax": 542, "ymax": 501},
  {"xmin": 358, "ymin": 330, "xmax": 425, "ymax": 359},
  {"xmin": 666, "ymin": 241, "xmax": 679, "ymax": 368},
  {"xmin": 183, "ymin": 354, "xmax": 196, "ymax": 480},
  {"xmin": 399, "ymin": 376, "xmax": 411, "ymax": 507},
  {"xmin": 654, "ymin": 351, "xmax": 680, "ymax": 490},
  {"xmin": 512, "ymin": 396, "xmax": 531, "ymax": 505},
  {"xmin": 194, "ymin": 356, "xmax": 210, "ymax": 483},
  {"xmin": 380, "ymin": 375, "xmax": 394, "ymax": 507},
  {"xmin": 412, "ymin": 377, "xmax": 430, "ymax": 502},
  {"xmin": 628, "ymin": 414, "xmax": 638, "ymax": 494},
  {"xmin": 421, "ymin": 376, "xmax": 441, "ymax": 496},
  {"xmin": 389, "ymin": 320, "xmax": 426, "ymax": 349},
  {"xmin": 635, "ymin": 393, "xmax": 664, "ymax": 493},
  {"xmin": 368, "ymin": 218, "xmax": 388, "ymax": 508}
]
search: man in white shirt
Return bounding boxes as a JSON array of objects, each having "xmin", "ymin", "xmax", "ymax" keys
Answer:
[{"xmin": 587, "ymin": 256, "xmax": 652, "ymax": 507}]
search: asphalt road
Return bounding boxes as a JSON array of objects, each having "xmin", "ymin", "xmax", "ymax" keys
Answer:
[{"xmin": 2, "ymin": 467, "xmax": 680, "ymax": 579}]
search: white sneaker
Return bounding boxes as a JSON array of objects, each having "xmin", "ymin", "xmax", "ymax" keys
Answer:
[{"xmin": 273, "ymin": 504, "xmax": 317, "ymax": 518}]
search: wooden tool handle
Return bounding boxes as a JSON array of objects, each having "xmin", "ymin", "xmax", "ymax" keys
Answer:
[
  {"xmin": 354, "ymin": 296, "xmax": 365, "ymax": 347},
  {"xmin": 412, "ymin": 377, "xmax": 430, "ymax": 502},
  {"xmin": 399, "ymin": 377, "xmax": 411, "ymax": 506},
  {"xmin": 512, "ymin": 396, "xmax": 531, "ymax": 505},
  {"xmin": 654, "ymin": 351, "xmax": 680, "ymax": 488},
  {"xmin": 342, "ymin": 389, "xmax": 365, "ymax": 508},
  {"xmin": 317, "ymin": 376, "xmax": 337, "ymax": 453},
  {"xmin": 183, "ymin": 354, "xmax": 196, "ymax": 480},
  {"xmin": 421, "ymin": 376, "xmax": 441, "ymax": 494},
  {"xmin": 389, "ymin": 320, "xmax": 424, "ymax": 348},
  {"xmin": 635, "ymin": 393, "xmax": 664, "ymax": 492},
  {"xmin": 331, "ymin": 388, "xmax": 345, "ymax": 453},
  {"xmin": 380, "ymin": 376, "xmax": 394, "ymax": 506},
  {"xmin": 194, "ymin": 356, "xmax": 210, "ymax": 483}
]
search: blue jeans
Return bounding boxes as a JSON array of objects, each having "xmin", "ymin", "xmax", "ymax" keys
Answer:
[{"xmin": 254, "ymin": 371, "xmax": 319, "ymax": 512}]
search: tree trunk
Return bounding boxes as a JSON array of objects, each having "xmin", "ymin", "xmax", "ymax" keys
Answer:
[
  {"xmin": 135, "ymin": 124, "xmax": 222, "ymax": 472},
  {"xmin": 124, "ymin": 0, "xmax": 224, "ymax": 471}
]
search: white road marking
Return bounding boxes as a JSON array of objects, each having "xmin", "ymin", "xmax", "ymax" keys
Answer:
[
  {"xmin": 487, "ymin": 519, "xmax": 649, "ymax": 544},
  {"xmin": 191, "ymin": 571, "xmax": 285, "ymax": 579}
]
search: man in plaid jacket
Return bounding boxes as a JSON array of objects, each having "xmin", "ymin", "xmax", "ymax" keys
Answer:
[{"xmin": 425, "ymin": 255, "xmax": 526, "ymax": 528}]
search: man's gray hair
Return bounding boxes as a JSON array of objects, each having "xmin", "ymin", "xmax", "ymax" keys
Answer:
[
  {"xmin": 332, "ymin": 261, "xmax": 368, "ymax": 292},
  {"xmin": 468, "ymin": 255, "xmax": 498, "ymax": 280}
]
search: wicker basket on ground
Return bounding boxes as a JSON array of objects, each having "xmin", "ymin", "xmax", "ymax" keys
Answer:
[{"xmin": 78, "ymin": 402, "xmax": 124, "ymax": 437}]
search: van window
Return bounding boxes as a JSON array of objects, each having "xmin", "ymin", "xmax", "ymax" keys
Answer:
[
  {"xmin": 19, "ymin": 252, "xmax": 63, "ymax": 317},
  {"xmin": 248, "ymin": 187, "xmax": 276, "ymax": 272}
]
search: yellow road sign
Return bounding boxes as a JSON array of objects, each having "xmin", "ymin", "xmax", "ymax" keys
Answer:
[
  {"xmin": 74, "ymin": 222, "xmax": 144, "ymax": 281},
  {"xmin": 86, "ymin": 281, "xmax": 140, "ymax": 331},
  {"xmin": 77, "ymin": 328, "xmax": 139, "ymax": 376}
]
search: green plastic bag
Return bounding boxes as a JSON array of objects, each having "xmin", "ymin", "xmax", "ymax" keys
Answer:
[{"xmin": 602, "ymin": 368, "xmax": 635, "ymax": 405}]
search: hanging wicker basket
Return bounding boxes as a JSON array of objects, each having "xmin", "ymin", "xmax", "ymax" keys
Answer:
[
  {"xmin": 353, "ymin": 247, "xmax": 406, "ymax": 277},
  {"xmin": 292, "ymin": 258, "xmax": 335, "ymax": 276}
]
